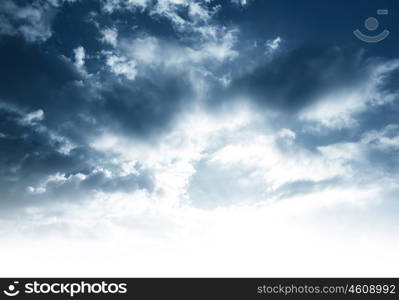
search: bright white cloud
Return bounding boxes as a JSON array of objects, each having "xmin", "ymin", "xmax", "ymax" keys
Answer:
[
  {"xmin": 97, "ymin": 0, "xmax": 240, "ymax": 97},
  {"xmin": 106, "ymin": 54, "xmax": 137, "ymax": 80},
  {"xmin": 231, "ymin": 0, "xmax": 249, "ymax": 6},
  {"xmin": 73, "ymin": 46, "xmax": 86, "ymax": 69},
  {"xmin": 118, "ymin": 28, "xmax": 238, "ymax": 78},
  {"xmin": 102, "ymin": 0, "xmax": 150, "ymax": 13},
  {"xmin": 2, "ymin": 174, "xmax": 398, "ymax": 276},
  {"xmin": 22, "ymin": 109, "xmax": 45, "ymax": 124},
  {"xmin": 100, "ymin": 27, "xmax": 118, "ymax": 47},
  {"xmin": 265, "ymin": 36, "xmax": 281, "ymax": 53}
]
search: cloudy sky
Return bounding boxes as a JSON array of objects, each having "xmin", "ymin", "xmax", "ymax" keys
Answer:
[{"xmin": 0, "ymin": 0, "xmax": 399, "ymax": 276}]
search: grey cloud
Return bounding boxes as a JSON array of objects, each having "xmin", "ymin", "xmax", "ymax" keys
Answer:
[
  {"xmin": 0, "ymin": 34, "xmax": 188, "ymax": 210},
  {"xmin": 225, "ymin": 46, "xmax": 369, "ymax": 113},
  {"xmin": 0, "ymin": 0, "xmax": 58, "ymax": 42},
  {"xmin": 187, "ymin": 158, "xmax": 267, "ymax": 209},
  {"xmin": 360, "ymin": 125, "xmax": 399, "ymax": 175},
  {"xmin": 0, "ymin": 35, "xmax": 195, "ymax": 141},
  {"xmin": 270, "ymin": 177, "xmax": 344, "ymax": 200},
  {"xmin": 98, "ymin": 74, "xmax": 194, "ymax": 139},
  {"xmin": 0, "ymin": 36, "xmax": 81, "ymax": 110},
  {"xmin": 35, "ymin": 167, "xmax": 155, "ymax": 202},
  {"xmin": 81, "ymin": 169, "xmax": 154, "ymax": 193},
  {"xmin": 0, "ymin": 106, "xmax": 155, "ymax": 212}
]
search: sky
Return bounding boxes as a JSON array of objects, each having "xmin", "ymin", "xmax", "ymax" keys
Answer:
[{"xmin": 0, "ymin": 0, "xmax": 399, "ymax": 276}]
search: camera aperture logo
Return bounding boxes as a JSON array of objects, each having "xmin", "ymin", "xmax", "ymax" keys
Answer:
[{"xmin": 3, "ymin": 281, "xmax": 128, "ymax": 297}]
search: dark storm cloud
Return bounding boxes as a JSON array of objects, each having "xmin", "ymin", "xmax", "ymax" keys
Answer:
[
  {"xmin": 0, "ymin": 106, "xmax": 92, "ymax": 208},
  {"xmin": 0, "ymin": 36, "xmax": 80, "ymax": 109},
  {"xmin": 0, "ymin": 33, "xmax": 194, "ymax": 141},
  {"xmin": 0, "ymin": 105, "xmax": 155, "ymax": 212},
  {"xmin": 99, "ymin": 74, "xmax": 194, "ymax": 138},
  {"xmin": 0, "ymin": 30, "xmax": 192, "ymax": 209},
  {"xmin": 226, "ymin": 46, "xmax": 368, "ymax": 112},
  {"xmin": 0, "ymin": 36, "xmax": 97, "ymax": 142},
  {"xmin": 0, "ymin": 35, "xmax": 184, "ymax": 209}
]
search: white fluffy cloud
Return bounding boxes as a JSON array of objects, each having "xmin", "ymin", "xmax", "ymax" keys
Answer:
[
  {"xmin": 231, "ymin": 0, "xmax": 249, "ymax": 6},
  {"xmin": 100, "ymin": 27, "xmax": 118, "ymax": 47},
  {"xmin": 101, "ymin": 0, "xmax": 151, "ymax": 13},
  {"xmin": 106, "ymin": 54, "xmax": 137, "ymax": 80},
  {"xmin": 265, "ymin": 36, "xmax": 281, "ymax": 53},
  {"xmin": 73, "ymin": 46, "xmax": 86, "ymax": 69},
  {"xmin": 98, "ymin": 0, "xmax": 239, "ymax": 86},
  {"xmin": 123, "ymin": 31, "xmax": 238, "ymax": 67},
  {"xmin": 22, "ymin": 109, "xmax": 45, "ymax": 125}
]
